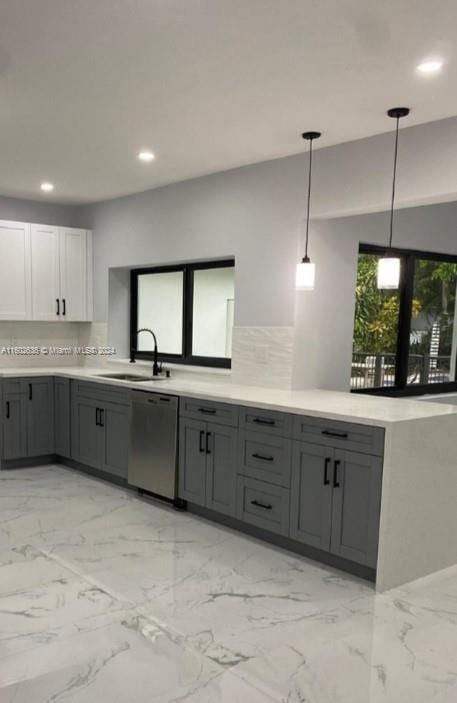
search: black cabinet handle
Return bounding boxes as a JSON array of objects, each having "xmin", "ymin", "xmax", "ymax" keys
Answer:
[
  {"xmin": 6, "ymin": 401, "xmax": 10, "ymax": 419},
  {"xmin": 333, "ymin": 459, "xmax": 341, "ymax": 488},
  {"xmin": 62, "ymin": 298, "xmax": 66, "ymax": 316},
  {"xmin": 199, "ymin": 430, "xmax": 205, "ymax": 453},
  {"xmin": 99, "ymin": 408, "xmax": 104, "ymax": 427},
  {"xmin": 252, "ymin": 452, "xmax": 274, "ymax": 462},
  {"xmin": 324, "ymin": 457, "xmax": 331, "ymax": 485},
  {"xmin": 251, "ymin": 499, "xmax": 273, "ymax": 510},
  {"xmin": 198, "ymin": 407, "xmax": 216, "ymax": 415},
  {"xmin": 322, "ymin": 430, "xmax": 348, "ymax": 439},
  {"xmin": 205, "ymin": 431, "xmax": 211, "ymax": 454},
  {"xmin": 28, "ymin": 383, "xmax": 32, "ymax": 401},
  {"xmin": 56, "ymin": 298, "xmax": 60, "ymax": 316},
  {"xmin": 253, "ymin": 417, "xmax": 275, "ymax": 426},
  {"xmin": 95, "ymin": 408, "xmax": 100, "ymax": 426}
]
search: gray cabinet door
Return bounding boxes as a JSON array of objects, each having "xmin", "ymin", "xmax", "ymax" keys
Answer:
[
  {"xmin": 205, "ymin": 423, "xmax": 237, "ymax": 517},
  {"xmin": 71, "ymin": 396, "xmax": 103, "ymax": 469},
  {"xmin": 55, "ymin": 378, "xmax": 71, "ymax": 458},
  {"xmin": 101, "ymin": 401, "xmax": 130, "ymax": 479},
  {"xmin": 330, "ymin": 450, "xmax": 383, "ymax": 568},
  {"xmin": 178, "ymin": 418, "xmax": 207, "ymax": 506},
  {"xmin": 3, "ymin": 393, "xmax": 27, "ymax": 460},
  {"xmin": 27, "ymin": 378, "xmax": 54, "ymax": 457},
  {"xmin": 290, "ymin": 442, "xmax": 333, "ymax": 551}
]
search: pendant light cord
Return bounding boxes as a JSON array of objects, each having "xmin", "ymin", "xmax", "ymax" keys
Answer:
[
  {"xmin": 389, "ymin": 115, "xmax": 401, "ymax": 250},
  {"xmin": 304, "ymin": 139, "xmax": 313, "ymax": 259}
]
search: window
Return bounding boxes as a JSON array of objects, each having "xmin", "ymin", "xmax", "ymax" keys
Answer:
[
  {"xmin": 131, "ymin": 260, "xmax": 235, "ymax": 368},
  {"xmin": 351, "ymin": 245, "xmax": 457, "ymax": 395}
]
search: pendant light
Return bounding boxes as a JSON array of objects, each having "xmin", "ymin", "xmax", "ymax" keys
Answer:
[
  {"xmin": 296, "ymin": 131, "xmax": 321, "ymax": 290},
  {"xmin": 377, "ymin": 107, "xmax": 410, "ymax": 289}
]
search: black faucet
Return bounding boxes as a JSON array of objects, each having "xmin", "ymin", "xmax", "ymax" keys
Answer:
[{"xmin": 135, "ymin": 328, "xmax": 160, "ymax": 377}]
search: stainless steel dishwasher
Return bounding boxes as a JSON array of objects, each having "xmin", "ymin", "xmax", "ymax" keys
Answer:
[{"xmin": 128, "ymin": 391, "xmax": 179, "ymax": 502}]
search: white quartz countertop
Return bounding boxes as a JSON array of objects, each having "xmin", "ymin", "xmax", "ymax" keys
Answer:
[{"xmin": 1, "ymin": 366, "xmax": 457, "ymax": 428}]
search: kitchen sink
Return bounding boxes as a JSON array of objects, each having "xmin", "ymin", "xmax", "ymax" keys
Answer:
[{"xmin": 96, "ymin": 373, "xmax": 167, "ymax": 382}]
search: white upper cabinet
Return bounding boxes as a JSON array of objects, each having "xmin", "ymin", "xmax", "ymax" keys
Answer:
[
  {"xmin": 31, "ymin": 224, "xmax": 60, "ymax": 321},
  {"xmin": 1, "ymin": 220, "xmax": 93, "ymax": 322},
  {"xmin": 59, "ymin": 228, "xmax": 90, "ymax": 321},
  {"xmin": 0, "ymin": 221, "xmax": 32, "ymax": 320}
]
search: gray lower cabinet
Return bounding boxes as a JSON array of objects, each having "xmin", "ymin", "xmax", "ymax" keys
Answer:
[
  {"xmin": 27, "ymin": 378, "xmax": 54, "ymax": 457},
  {"xmin": 329, "ymin": 449, "xmax": 383, "ymax": 567},
  {"xmin": 290, "ymin": 443, "xmax": 333, "ymax": 551},
  {"xmin": 72, "ymin": 397, "xmax": 102, "ymax": 469},
  {"xmin": 178, "ymin": 417, "xmax": 237, "ymax": 517},
  {"xmin": 178, "ymin": 418, "xmax": 206, "ymax": 505},
  {"xmin": 55, "ymin": 378, "xmax": 71, "ymax": 458},
  {"xmin": 71, "ymin": 391, "xmax": 130, "ymax": 479},
  {"xmin": 290, "ymin": 441, "xmax": 383, "ymax": 568},
  {"xmin": 3, "ymin": 392, "xmax": 27, "ymax": 460},
  {"xmin": 101, "ymin": 402, "xmax": 130, "ymax": 479},
  {"xmin": 3, "ymin": 378, "xmax": 54, "ymax": 460},
  {"xmin": 206, "ymin": 422, "xmax": 237, "ymax": 516}
]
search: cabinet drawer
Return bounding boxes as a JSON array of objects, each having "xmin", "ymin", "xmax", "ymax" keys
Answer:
[
  {"xmin": 293, "ymin": 415, "xmax": 385, "ymax": 457},
  {"xmin": 4, "ymin": 379, "xmax": 26, "ymax": 395},
  {"xmin": 180, "ymin": 397, "xmax": 238, "ymax": 427},
  {"xmin": 72, "ymin": 380, "xmax": 130, "ymax": 407},
  {"xmin": 238, "ymin": 431, "xmax": 291, "ymax": 487},
  {"xmin": 239, "ymin": 406, "xmax": 292, "ymax": 437},
  {"xmin": 236, "ymin": 476, "xmax": 290, "ymax": 536}
]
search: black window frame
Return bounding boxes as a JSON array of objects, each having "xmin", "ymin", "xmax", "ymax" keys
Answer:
[
  {"xmin": 352, "ymin": 244, "xmax": 457, "ymax": 397},
  {"xmin": 130, "ymin": 259, "xmax": 235, "ymax": 369}
]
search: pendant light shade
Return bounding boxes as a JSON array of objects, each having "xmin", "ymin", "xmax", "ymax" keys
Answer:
[
  {"xmin": 377, "ymin": 256, "xmax": 401, "ymax": 289},
  {"xmin": 377, "ymin": 107, "xmax": 410, "ymax": 290},
  {"xmin": 296, "ymin": 131, "xmax": 321, "ymax": 291},
  {"xmin": 296, "ymin": 256, "xmax": 315, "ymax": 290}
]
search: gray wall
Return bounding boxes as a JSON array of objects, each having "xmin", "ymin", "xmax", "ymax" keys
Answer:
[
  {"xmin": 0, "ymin": 195, "xmax": 79, "ymax": 227},
  {"xmin": 78, "ymin": 155, "xmax": 305, "ymax": 326}
]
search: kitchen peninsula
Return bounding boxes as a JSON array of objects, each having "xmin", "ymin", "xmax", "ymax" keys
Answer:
[{"xmin": 1, "ymin": 365, "xmax": 456, "ymax": 594}]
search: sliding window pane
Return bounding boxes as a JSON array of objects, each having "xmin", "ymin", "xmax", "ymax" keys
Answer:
[
  {"xmin": 137, "ymin": 271, "xmax": 183, "ymax": 354},
  {"xmin": 351, "ymin": 253, "xmax": 400, "ymax": 390},
  {"xmin": 407, "ymin": 260, "xmax": 457, "ymax": 386},
  {"xmin": 192, "ymin": 267, "xmax": 235, "ymax": 358}
]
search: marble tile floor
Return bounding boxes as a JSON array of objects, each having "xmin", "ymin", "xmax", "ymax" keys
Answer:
[{"xmin": 1, "ymin": 465, "xmax": 457, "ymax": 702}]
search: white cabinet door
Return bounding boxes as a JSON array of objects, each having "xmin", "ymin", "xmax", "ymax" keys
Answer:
[
  {"xmin": 59, "ymin": 228, "xmax": 88, "ymax": 321},
  {"xmin": 31, "ymin": 224, "xmax": 60, "ymax": 321},
  {"xmin": 0, "ymin": 220, "xmax": 32, "ymax": 320}
]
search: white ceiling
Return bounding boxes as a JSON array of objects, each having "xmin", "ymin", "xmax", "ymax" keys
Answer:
[{"xmin": 1, "ymin": 0, "xmax": 457, "ymax": 204}]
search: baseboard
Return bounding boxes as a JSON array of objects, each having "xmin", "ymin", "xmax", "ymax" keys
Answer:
[
  {"xmin": 187, "ymin": 502, "xmax": 376, "ymax": 583},
  {"xmin": 60, "ymin": 458, "xmax": 128, "ymax": 488}
]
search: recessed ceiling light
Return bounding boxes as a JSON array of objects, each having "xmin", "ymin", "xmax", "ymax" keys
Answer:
[
  {"xmin": 40, "ymin": 182, "xmax": 54, "ymax": 192},
  {"xmin": 416, "ymin": 59, "xmax": 443, "ymax": 75},
  {"xmin": 138, "ymin": 150, "xmax": 155, "ymax": 162}
]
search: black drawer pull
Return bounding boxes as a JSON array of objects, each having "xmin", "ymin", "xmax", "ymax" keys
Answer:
[
  {"xmin": 159, "ymin": 397, "xmax": 171, "ymax": 402},
  {"xmin": 324, "ymin": 457, "xmax": 331, "ymax": 485},
  {"xmin": 205, "ymin": 431, "xmax": 211, "ymax": 454},
  {"xmin": 56, "ymin": 298, "xmax": 60, "ymax": 316},
  {"xmin": 251, "ymin": 499, "xmax": 273, "ymax": 510},
  {"xmin": 253, "ymin": 417, "xmax": 275, "ymax": 426},
  {"xmin": 199, "ymin": 430, "xmax": 205, "ymax": 453},
  {"xmin": 6, "ymin": 401, "xmax": 10, "ymax": 419},
  {"xmin": 28, "ymin": 383, "xmax": 33, "ymax": 401},
  {"xmin": 95, "ymin": 408, "xmax": 100, "ymax": 426},
  {"xmin": 322, "ymin": 430, "xmax": 348, "ymax": 439},
  {"xmin": 99, "ymin": 408, "xmax": 105, "ymax": 427},
  {"xmin": 333, "ymin": 459, "xmax": 341, "ymax": 488},
  {"xmin": 198, "ymin": 407, "xmax": 216, "ymax": 415},
  {"xmin": 62, "ymin": 298, "xmax": 66, "ymax": 316},
  {"xmin": 252, "ymin": 452, "xmax": 274, "ymax": 462}
]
